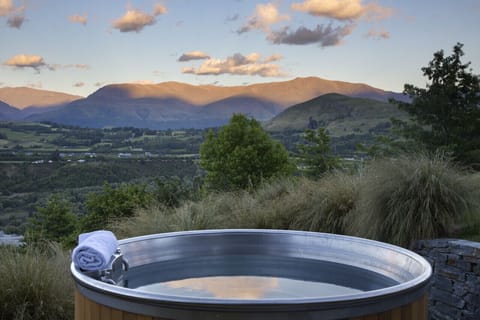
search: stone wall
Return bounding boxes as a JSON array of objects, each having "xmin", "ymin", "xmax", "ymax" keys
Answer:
[{"xmin": 413, "ymin": 239, "xmax": 480, "ymax": 320}]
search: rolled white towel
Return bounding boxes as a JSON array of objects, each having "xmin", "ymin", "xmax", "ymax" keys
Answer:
[{"xmin": 72, "ymin": 230, "xmax": 118, "ymax": 271}]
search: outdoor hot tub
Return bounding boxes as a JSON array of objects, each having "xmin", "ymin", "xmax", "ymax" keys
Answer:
[{"xmin": 71, "ymin": 229, "xmax": 432, "ymax": 320}]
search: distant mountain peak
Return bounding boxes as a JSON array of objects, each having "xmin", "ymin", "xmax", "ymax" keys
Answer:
[{"xmin": 0, "ymin": 87, "xmax": 83, "ymax": 109}]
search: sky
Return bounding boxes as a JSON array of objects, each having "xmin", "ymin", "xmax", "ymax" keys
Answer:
[{"xmin": 1, "ymin": 0, "xmax": 479, "ymax": 97}]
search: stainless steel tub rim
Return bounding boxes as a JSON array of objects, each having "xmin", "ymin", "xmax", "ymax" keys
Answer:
[{"xmin": 71, "ymin": 229, "xmax": 432, "ymax": 320}]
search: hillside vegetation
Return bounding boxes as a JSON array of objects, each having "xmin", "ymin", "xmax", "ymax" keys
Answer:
[{"xmin": 264, "ymin": 93, "xmax": 407, "ymax": 135}]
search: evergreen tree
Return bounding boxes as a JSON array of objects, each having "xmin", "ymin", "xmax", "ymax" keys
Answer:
[
  {"xmin": 297, "ymin": 128, "xmax": 339, "ymax": 178},
  {"xmin": 393, "ymin": 43, "xmax": 480, "ymax": 164}
]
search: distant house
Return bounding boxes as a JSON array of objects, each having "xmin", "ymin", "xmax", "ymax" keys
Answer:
[{"xmin": 118, "ymin": 153, "xmax": 132, "ymax": 158}]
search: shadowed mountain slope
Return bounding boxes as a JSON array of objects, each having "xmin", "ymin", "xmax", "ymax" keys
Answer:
[
  {"xmin": 0, "ymin": 100, "xmax": 22, "ymax": 120},
  {"xmin": 264, "ymin": 93, "xmax": 407, "ymax": 136}
]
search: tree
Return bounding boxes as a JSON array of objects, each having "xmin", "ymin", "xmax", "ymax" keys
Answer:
[
  {"xmin": 393, "ymin": 43, "xmax": 480, "ymax": 164},
  {"xmin": 297, "ymin": 128, "xmax": 339, "ymax": 178},
  {"xmin": 25, "ymin": 195, "xmax": 78, "ymax": 247},
  {"xmin": 200, "ymin": 114, "xmax": 294, "ymax": 191},
  {"xmin": 81, "ymin": 183, "xmax": 153, "ymax": 232}
]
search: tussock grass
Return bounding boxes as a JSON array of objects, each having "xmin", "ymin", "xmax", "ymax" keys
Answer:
[
  {"xmin": 114, "ymin": 153, "xmax": 479, "ymax": 247},
  {"xmin": 114, "ymin": 175, "xmax": 357, "ymax": 238},
  {"xmin": 350, "ymin": 153, "xmax": 480, "ymax": 247},
  {"xmin": 0, "ymin": 243, "xmax": 74, "ymax": 320},
  {"xmin": 291, "ymin": 171, "xmax": 358, "ymax": 234}
]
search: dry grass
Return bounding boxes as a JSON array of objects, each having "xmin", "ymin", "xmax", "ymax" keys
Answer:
[
  {"xmin": 113, "ymin": 153, "xmax": 479, "ymax": 248},
  {"xmin": 113, "ymin": 175, "xmax": 358, "ymax": 238},
  {"xmin": 0, "ymin": 243, "xmax": 74, "ymax": 320},
  {"xmin": 349, "ymin": 153, "xmax": 480, "ymax": 247}
]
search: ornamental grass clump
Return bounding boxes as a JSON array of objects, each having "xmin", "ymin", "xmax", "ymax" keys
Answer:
[
  {"xmin": 292, "ymin": 171, "xmax": 358, "ymax": 234},
  {"xmin": 351, "ymin": 153, "xmax": 479, "ymax": 247},
  {"xmin": 0, "ymin": 243, "xmax": 74, "ymax": 320}
]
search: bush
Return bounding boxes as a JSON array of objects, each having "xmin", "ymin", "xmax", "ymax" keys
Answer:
[
  {"xmin": 350, "ymin": 153, "xmax": 479, "ymax": 247},
  {"xmin": 81, "ymin": 183, "xmax": 153, "ymax": 232},
  {"xmin": 0, "ymin": 243, "xmax": 74, "ymax": 320},
  {"xmin": 24, "ymin": 196, "xmax": 78, "ymax": 248}
]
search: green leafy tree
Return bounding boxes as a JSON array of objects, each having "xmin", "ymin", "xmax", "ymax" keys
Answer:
[
  {"xmin": 81, "ymin": 183, "xmax": 153, "ymax": 232},
  {"xmin": 25, "ymin": 195, "xmax": 78, "ymax": 247},
  {"xmin": 200, "ymin": 114, "xmax": 294, "ymax": 191},
  {"xmin": 393, "ymin": 43, "xmax": 480, "ymax": 164},
  {"xmin": 154, "ymin": 176, "xmax": 193, "ymax": 207},
  {"xmin": 297, "ymin": 128, "xmax": 339, "ymax": 178}
]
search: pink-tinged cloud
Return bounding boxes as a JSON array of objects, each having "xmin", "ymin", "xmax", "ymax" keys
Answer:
[
  {"xmin": 0, "ymin": 0, "xmax": 14, "ymax": 16},
  {"xmin": 132, "ymin": 80, "xmax": 155, "ymax": 85},
  {"xmin": 65, "ymin": 64, "xmax": 90, "ymax": 70},
  {"xmin": 365, "ymin": 29, "xmax": 390, "ymax": 40},
  {"xmin": 182, "ymin": 52, "xmax": 287, "ymax": 77},
  {"xmin": 291, "ymin": 0, "xmax": 392, "ymax": 21},
  {"xmin": 153, "ymin": 4, "xmax": 167, "ymax": 16},
  {"xmin": 4, "ymin": 54, "xmax": 46, "ymax": 70},
  {"xmin": 178, "ymin": 51, "xmax": 211, "ymax": 62},
  {"xmin": 69, "ymin": 14, "xmax": 87, "ymax": 26},
  {"xmin": 112, "ymin": 4, "xmax": 167, "ymax": 33},
  {"xmin": 264, "ymin": 53, "xmax": 282, "ymax": 63},
  {"xmin": 268, "ymin": 23, "xmax": 354, "ymax": 46},
  {"xmin": 238, "ymin": 3, "xmax": 289, "ymax": 34},
  {"xmin": 73, "ymin": 82, "xmax": 85, "ymax": 87}
]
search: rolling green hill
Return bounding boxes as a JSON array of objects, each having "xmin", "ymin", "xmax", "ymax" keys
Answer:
[{"xmin": 264, "ymin": 93, "xmax": 407, "ymax": 136}]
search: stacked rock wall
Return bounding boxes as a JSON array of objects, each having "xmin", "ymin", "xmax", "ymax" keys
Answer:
[{"xmin": 413, "ymin": 239, "xmax": 480, "ymax": 320}]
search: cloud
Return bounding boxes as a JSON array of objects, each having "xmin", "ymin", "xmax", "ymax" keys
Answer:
[
  {"xmin": 65, "ymin": 64, "xmax": 90, "ymax": 70},
  {"xmin": 1, "ymin": 0, "xmax": 27, "ymax": 28},
  {"xmin": 132, "ymin": 80, "xmax": 155, "ymax": 85},
  {"xmin": 4, "ymin": 54, "xmax": 89, "ymax": 72},
  {"xmin": 0, "ymin": 0, "xmax": 14, "ymax": 16},
  {"xmin": 268, "ymin": 23, "xmax": 354, "ymax": 46},
  {"xmin": 4, "ymin": 54, "xmax": 46, "ymax": 70},
  {"xmin": 112, "ymin": 4, "xmax": 167, "ymax": 33},
  {"xmin": 365, "ymin": 29, "xmax": 390, "ymax": 40},
  {"xmin": 7, "ymin": 13, "xmax": 24, "ymax": 28},
  {"xmin": 69, "ymin": 14, "xmax": 87, "ymax": 26},
  {"xmin": 94, "ymin": 82, "xmax": 105, "ymax": 87},
  {"xmin": 178, "ymin": 51, "xmax": 211, "ymax": 62},
  {"xmin": 153, "ymin": 4, "xmax": 167, "ymax": 16},
  {"xmin": 73, "ymin": 82, "xmax": 85, "ymax": 87},
  {"xmin": 264, "ymin": 53, "xmax": 282, "ymax": 63},
  {"xmin": 291, "ymin": 0, "xmax": 392, "ymax": 21},
  {"xmin": 27, "ymin": 81, "xmax": 42, "ymax": 89},
  {"xmin": 182, "ymin": 52, "xmax": 287, "ymax": 77},
  {"xmin": 238, "ymin": 3, "xmax": 289, "ymax": 34}
]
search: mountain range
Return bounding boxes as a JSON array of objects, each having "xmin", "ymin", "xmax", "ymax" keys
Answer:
[{"xmin": 0, "ymin": 77, "xmax": 407, "ymax": 129}]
